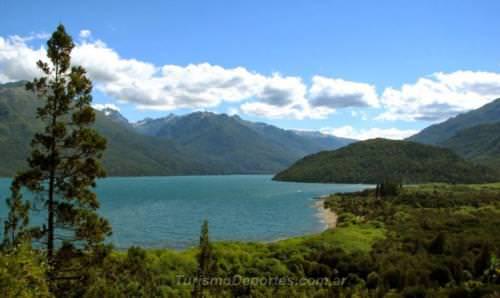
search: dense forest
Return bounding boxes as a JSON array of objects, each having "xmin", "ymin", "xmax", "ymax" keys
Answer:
[{"xmin": 274, "ymin": 139, "xmax": 500, "ymax": 184}]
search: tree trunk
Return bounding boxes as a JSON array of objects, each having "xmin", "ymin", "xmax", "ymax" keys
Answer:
[
  {"xmin": 47, "ymin": 168, "xmax": 55, "ymax": 262},
  {"xmin": 48, "ymin": 65, "xmax": 58, "ymax": 266}
]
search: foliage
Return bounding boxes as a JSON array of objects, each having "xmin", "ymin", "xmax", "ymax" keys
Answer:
[
  {"xmin": 2, "ymin": 180, "xmax": 30, "ymax": 247},
  {"xmin": 2, "ymin": 183, "xmax": 500, "ymax": 296},
  {"xmin": 192, "ymin": 220, "xmax": 217, "ymax": 298},
  {"xmin": 72, "ymin": 181, "xmax": 500, "ymax": 296},
  {"xmin": 274, "ymin": 138, "xmax": 500, "ymax": 184},
  {"xmin": 323, "ymin": 183, "xmax": 500, "ymax": 296},
  {"xmin": 0, "ymin": 244, "xmax": 51, "ymax": 297}
]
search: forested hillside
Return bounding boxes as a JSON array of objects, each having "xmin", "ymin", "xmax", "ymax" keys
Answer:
[
  {"xmin": 0, "ymin": 81, "xmax": 203, "ymax": 176},
  {"xmin": 440, "ymin": 122, "xmax": 500, "ymax": 170},
  {"xmin": 274, "ymin": 138, "xmax": 500, "ymax": 184}
]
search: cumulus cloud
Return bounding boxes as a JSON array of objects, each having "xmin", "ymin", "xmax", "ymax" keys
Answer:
[
  {"xmin": 240, "ymin": 74, "xmax": 335, "ymax": 119},
  {"xmin": 0, "ymin": 36, "xmax": 47, "ymax": 82},
  {"xmin": 5, "ymin": 30, "xmax": 500, "ymax": 123},
  {"xmin": 256, "ymin": 75, "xmax": 305, "ymax": 106},
  {"xmin": 321, "ymin": 125, "xmax": 419, "ymax": 140},
  {"xmin": 240, "ymin": 101, "xmax": 334, "ymax": 120},
  {"xmin": 309, "ymin": 76, "xmax": 379, "ymax": 108},
  {"xmin": 378, "ymin": 71, "xmax": 500, "ymax": 121},
  {"xmin": 0, "ymin": 32, "xmax": 379, "ymax": 120}
]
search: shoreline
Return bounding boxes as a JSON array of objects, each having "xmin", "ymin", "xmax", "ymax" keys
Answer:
[{"xmin": 314, "ymin": 197, "xmax": 337, "ymax": 229}]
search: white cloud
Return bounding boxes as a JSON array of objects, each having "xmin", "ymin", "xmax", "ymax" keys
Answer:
[
  {"xmin": 0, "ymin": 36, "xmax": 47, "ymax": 82},
  {"xmin": 309, "ymin": 76, "xmax": 379, "ymax": 108},
  {"xmin": 9, "ymin": 32, "xmax": 500, "ymax": 123},
  {"xmin": 155, "ymin": 63, "xmax": 265, "ymax": 109},
  {"xmin": 79, "ymin": 30, "xmax": 92, "ymax": 39},
  {"xmin": 92, "ymin": 103, "xmax": 120, "ymax": 111},
  {"xmin": 321, "ymin": 125, "xmax": 419, "ymax": 140},
  {"xmin": 0, "ymin": 32, "xmax": 378, "ymax": 120},
  {"xmin": 378, "ymin": 71, "xmax": 500, "ymax": 121},
  {"xmin": 240, "ymin": 101, "xmax": 334, "ymax": 120},
  {"xmin": 256, "ymin": 74, "xmax": 306, "ymax": 106},
  {"xmin": 240, "ymin": 74, "xmax": 335, "ymax": 119}
]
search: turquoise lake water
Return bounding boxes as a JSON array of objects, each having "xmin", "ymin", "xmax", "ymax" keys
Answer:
[{"xmin": 0, "ymin": 175, "xmax": 369, "ymax": 249}]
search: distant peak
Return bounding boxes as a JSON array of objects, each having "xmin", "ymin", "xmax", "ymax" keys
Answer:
[
  {"xmin": 133, "ymin": 113, "xmax": 177, "ymax": 126},
  {"xmin": 96, "ymin": 106, "xmax": 129, "ymax": 125}
]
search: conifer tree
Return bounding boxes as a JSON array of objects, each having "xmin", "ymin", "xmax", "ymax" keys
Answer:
[
  {"xmin": 2, "ymin": 181, "xmax": 30, "ymax": 247},
  {"xmin": 193, "ymin": 220, "xmax": 217, "ymax": 298},
  {"xmin": 3, "ymin": 24, "xmax": 111, "ymax": 279}
]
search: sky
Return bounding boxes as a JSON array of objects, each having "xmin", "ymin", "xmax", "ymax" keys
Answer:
[{"xmin": 1, "ymin": 0, "xmax": 500, "ymax": 140}]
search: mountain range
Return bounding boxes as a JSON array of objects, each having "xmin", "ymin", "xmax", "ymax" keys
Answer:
[
  {"xmin": 0, "ymin": 81, "xmax": 353, "ymax": 176},
  {"xmin": 3, "ymin": 79, "xmax": 500, "ymax": 179}
]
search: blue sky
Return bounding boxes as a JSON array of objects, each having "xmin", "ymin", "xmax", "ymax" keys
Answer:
[{"xmin": 1, "ymin": 0, "xmax": 500, "ymax": 139}]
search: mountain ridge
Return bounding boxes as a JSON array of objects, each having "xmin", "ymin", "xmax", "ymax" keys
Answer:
[
  {"xmin": 439, "ymin": 122, "xmax": 500, "ymax": 169},
  {"xmin": 0, "ymin": 81, "xmax": 354, "ymax": 176},
  {"xmin": 407, "ymin": 98, "xmax": 500, "ymax": 145}
]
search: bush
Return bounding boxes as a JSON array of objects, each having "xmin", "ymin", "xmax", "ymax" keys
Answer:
[
  {"xmin": 402, "ymin": 286, "xmax": 427, "ymax": 298},
  {"xmin": 366, "ymin": 272, "xmax": 380, "ymax": 289},
  {"xmin": 383, "ymin": 267, "xmax": 402, "ymax": 289},
  {"xmin": 430, "ymin": 265, "xmax": 452, "ymax": 287},
  {"xmin": 0, "ymin": 245, "xmax": 51, "ymax": 297}
]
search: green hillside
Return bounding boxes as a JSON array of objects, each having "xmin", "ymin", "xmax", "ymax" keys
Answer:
[
  {"xmin": 408, "ymin": 98, "xmax": 500, "ymax": 145},
  {"xmin": 440, "ymin": 122, "xmax": 500, "ymax": 169},
  {"xmin": 273, "ymin": 138, "xmax": 500, "ymax": 184},
  {"xmin": 406, "ymin": 99, "xmax": 500, "ymax": 170},
  {"xmin": 0, "ymin": 81, "xmax": 204, "ymax": 176}
]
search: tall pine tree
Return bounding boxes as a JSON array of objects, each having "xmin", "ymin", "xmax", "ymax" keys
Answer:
[
  {"xmin": 3, "ymin": 24, "xmax": 111, "ymax": 280},
  {"xmin": 192, "ymin": 220, "xmax": 217, "ymax": 298}
]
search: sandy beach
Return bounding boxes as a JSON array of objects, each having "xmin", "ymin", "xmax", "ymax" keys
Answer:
[{"xmin": 314, "ymin": 197, "xmax": 337, "ymax": 229}]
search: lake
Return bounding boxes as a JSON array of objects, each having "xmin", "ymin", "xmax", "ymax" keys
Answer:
[{"xmin": 0, "ymin": 175, "xmax": 369, "ymax": 249}]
